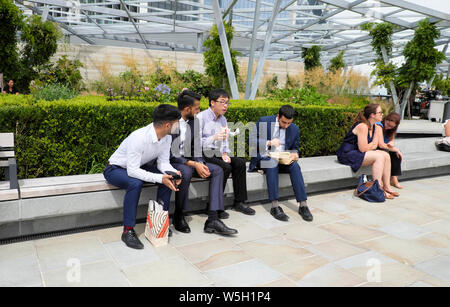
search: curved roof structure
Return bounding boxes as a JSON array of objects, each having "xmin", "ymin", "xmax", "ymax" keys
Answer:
[{"xmin": 13, "ymin": 0, "xmax": 450, "ymax": 98}]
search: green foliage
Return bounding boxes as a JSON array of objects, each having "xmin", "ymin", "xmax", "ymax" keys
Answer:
[
  {"xmin": 203, "ymin": 21, "xmax": 240, "ymax": 90},
  {"xmin": 302, "ymin": 46, "xmax": 322, "ymax": 71},
  {"xmin": 266, "ymin": 87, "xmax": 330, "ymax": 106},
  {"xmin": 30, "ymin": 83, "xmax": 79, "ymax": 101},
  {"xmin": 19, "ymin": 15, "xmax": 63, "ymax": 92},
  {"xmin": 361, "ymin": 22, "xmax": 397, "ymax": 90},
  {"xmin": 0, "ymin": 95, "xmax": 359, "ymax": 178},
  {"xmin": 361, "ymin": 22, "xmax": 396, "ymax": 58},
  {"xmin": 432, "ymin": 74, "xmax": 450, "ymax": 96},
  {"xmin": 174, "ymin": 70, "xmax": 214, "ymax": 98},
  {"xmin": 398, "ymin": 19, "xmax": 446, "ymax": 87},
  {"xmin": 37, "ymin": 55, "xmax": 85, "ymax": 91},
  {"xmin": 264, "ymin": 75, "xmax": 279, "ymax": 95},
  {"xmin": 0, "ymin": 0, "xmax": 24, "ymax": 84},
  {"xmin": 329, "ymin": 51, "xmax": 345, "ymax": 73},
  {"xmin": 0, "ymin": 5, "xmax": 62, "ymax": 93},
  {"xmin": 91, "ymin": 67, "xmax": 215, "ymax": 102}
]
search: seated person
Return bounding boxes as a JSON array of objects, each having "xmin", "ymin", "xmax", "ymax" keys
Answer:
[
  {"xmin": 103, "ymin": 104, "xmax": 182, "ymax": 250},
  {"xmin": 248, "ymin": 105, "xmax": 313, "ymax": 222},
  {"xmin": 170, "ymin": 89, "xmax": 237, "ymax": 235},
  {"xmin": 436, "ymin": 119, "xmax": 450, "ymax": 151},
  {"xmin": 2, "ymin": 79, "xmax": 19, "ymax": 95},
  {"xmin": 376, "ymin": 112, "xmax": 404, "ymax": 189},
  {"xmin": 196, "ymin": 89, "xmax": 255, "ymax": 216},
  {"xmin": 336, "ymin": 104, "xmax": 399, "ymax": 199}
]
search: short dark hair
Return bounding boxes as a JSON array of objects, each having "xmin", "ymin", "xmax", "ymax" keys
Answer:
[
  {"xmin": 278, "ymin": 105, "xmax": 297, "ymax": 120},
  {"xmin": 177, "ymin": 90, "xmax": 201, "ymax": 110},
  {"xmin": 153, "ymin": 104, "xmax": 181, "ymax": 127},
  {"xmin": 208, "ymin": 89, "xmax": 229, "ymax": 106}
]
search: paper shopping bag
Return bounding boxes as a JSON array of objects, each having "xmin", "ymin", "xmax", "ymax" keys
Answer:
[{"xmin": 144, "ymin": 200, "xmax": 169, "ymax": 247}]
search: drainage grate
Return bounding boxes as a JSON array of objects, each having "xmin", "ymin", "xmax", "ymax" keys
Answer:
[{"xmin": 0, "ymin": 221, "xmax": 127, "ymax": 246}]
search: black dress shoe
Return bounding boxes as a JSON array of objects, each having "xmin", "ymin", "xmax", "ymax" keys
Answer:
[
  {"xmin": 270, "ymin": 206, "xmax": 289, "ymax": 221},
  {"xmin": 121, "ymin": 229, "xmax": 144, "ymax": 249},
  {"xmin": 299, "ymin": 206, "xmax": 313, "ymax": 222},
  {"xmin": 204, "ymin": 219, "xmax": 238, "ymax": 235},
  {"xmin": 233, "ymin": 202, "xmax": 255, "ymax": 215},
  {"xmin": 173, "ymin": 215, "xmax": 191, "ymax": 233},
  {"xmin": 218, "ymin": 210, "xmax": 229, "ymax": 219}
]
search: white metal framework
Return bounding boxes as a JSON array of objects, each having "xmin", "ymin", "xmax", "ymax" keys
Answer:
[{"xmin": 13, "ymin": 0, "xmax": 450, "ymax": 94}]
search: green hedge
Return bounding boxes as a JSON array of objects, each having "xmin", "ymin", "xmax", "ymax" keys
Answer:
[{"xmin": 0, "ymin": 95, "xmax": 359, "ymax": 179}]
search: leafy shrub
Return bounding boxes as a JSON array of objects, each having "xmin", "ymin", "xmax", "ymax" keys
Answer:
[
  {"xmin": 30, "ymin": 83, "xmax": 79, "ymax": 101},
  {"xmin": 266, "ymin": 87, "xmax": 330, "ymax": 106},
  {"xmin": 36, "ymin": 55, "xmax": 85, "ymax": 91},
  {"xmin": 0, "ymin": 95, "xmax": 360, "ymax": 178}
]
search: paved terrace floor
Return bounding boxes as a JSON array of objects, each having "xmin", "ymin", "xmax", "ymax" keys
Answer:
[{"xmin": 1, "ymin": 175, "xmax": 449, "ymax": 287}]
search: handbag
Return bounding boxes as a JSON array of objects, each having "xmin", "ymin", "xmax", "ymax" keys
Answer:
[
  {"xmin": 354, "ymin": 174, "xmax": 385, "ymax": 203},
  {"xmin": 144, "ymin": 200, "xmax": 169, "ymax": 247}
]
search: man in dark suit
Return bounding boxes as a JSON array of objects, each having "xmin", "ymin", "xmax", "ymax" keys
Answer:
[
  {"xmin": 249, "ymin": 105, "xmax": 313, "ymax": 222},
  {"xmin": 170, "ymin": 90, "xmax": 238, "ymax": 235}
]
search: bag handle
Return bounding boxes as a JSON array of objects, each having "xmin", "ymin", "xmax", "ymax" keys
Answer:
[{"xmin": 354, "ymin": 181, "xmax": 375, "ymax": 197}]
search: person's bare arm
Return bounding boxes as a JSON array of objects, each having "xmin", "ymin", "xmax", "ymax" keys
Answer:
[
  {"xmin": 376, "ymin": 125, "xmax": 389, "ymax": 150},
  {"xmin": 356, "ymin": 123, "xmax": 378, "ymax": 152}
]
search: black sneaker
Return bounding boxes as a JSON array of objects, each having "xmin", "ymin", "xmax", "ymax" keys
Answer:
[
  {"xmin": 121, "ymin": 229, "xmax": 144, "ymax": 249},
  {"xmin": 233, "ymin": 202, "xmax": 255, "ymax": 215}
]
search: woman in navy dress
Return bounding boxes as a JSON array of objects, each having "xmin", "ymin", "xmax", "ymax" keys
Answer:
[
  {"xmin": 337, "ymin": 103, "xmax": 399, "ymax": 199},
  {"xmin": 376, "ymin": 112, "xmax": 403, "ymax": 189}
]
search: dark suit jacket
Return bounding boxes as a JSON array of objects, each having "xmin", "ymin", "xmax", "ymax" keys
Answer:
[
  {"xmin": 170, "ymin": 117, "xmax": 205, "ymax": 165},
  {"xmin": 248, "ymin": 115, "xmax": 300, "ymax": 172}
]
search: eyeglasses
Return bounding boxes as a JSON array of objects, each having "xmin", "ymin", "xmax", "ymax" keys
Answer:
[
  {"xmin": 375, "ymin": 111, "xmax": 383, "ymax": 115},
  {"xmin": 215, "ymin": 100, "xmax": 230, "ymax": 106}
]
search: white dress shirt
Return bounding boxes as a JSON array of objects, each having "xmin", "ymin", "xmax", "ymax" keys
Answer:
[
  {"xmin": 267, "ymin": 117, "xmax": 286, "ymax": 151},
  {"xmin": 108, "ymin": 123, "xmax": 178, "ymax": 183},
  {"xmin": 179, "ymin": 118, "xmax": 188, "ymax": 156}
]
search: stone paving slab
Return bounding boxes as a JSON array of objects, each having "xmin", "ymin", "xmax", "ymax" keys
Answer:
[{"xmin": 0, "ymin": 175, "xmax": 449, "ymax": 287}]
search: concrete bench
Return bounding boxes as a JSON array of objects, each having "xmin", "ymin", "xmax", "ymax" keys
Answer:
[
  {"xmin": 0, "ymin": 133, "xmax": 19, "ymax": 201},
  {"xmin": 1, "ymin": 136, "xmax": 449, "ymax": 240}
]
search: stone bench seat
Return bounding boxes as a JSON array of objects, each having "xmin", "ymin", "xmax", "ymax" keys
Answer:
[
  {"xmin": 0, "ymin": 181, "xmax": 19, "ymax": 201},
  {"xmin": 1, "ymin": 137, "xmax": 448, "ymax": 240}
]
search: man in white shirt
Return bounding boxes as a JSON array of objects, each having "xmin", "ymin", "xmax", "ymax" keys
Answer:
[{"xmin": 104, "ymin": 104, "xmax": 182, "ymax": 249}]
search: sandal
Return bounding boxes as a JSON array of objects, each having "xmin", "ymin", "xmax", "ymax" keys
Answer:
[
  {"xmin": 384, "ymin": 189, "xmax": 400, "ymax": 197},
  {"xmin": 384, "ymin": 191, "xmax": 395, "ymax": 199}
]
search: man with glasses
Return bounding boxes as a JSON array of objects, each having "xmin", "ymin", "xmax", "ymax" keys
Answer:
[
  {"xmin": 170, "ymin": 90, "xmax": 238, "ymax": 235},
  {"xmin": 196, "ymin": 89, "xmax": 255, "ymax": 216}
]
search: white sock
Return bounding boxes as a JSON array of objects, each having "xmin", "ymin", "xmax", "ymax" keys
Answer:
[{"xmin": 299, "ymin": 200, "xmax": 308, "ymax": 208}]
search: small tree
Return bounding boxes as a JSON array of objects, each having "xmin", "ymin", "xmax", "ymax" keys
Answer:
[
  {"xmin": 0, "ymin": 0, "xmax": 24, "ymax": 85},
  {"xmin": 302, "ymin": 45, "xmax": 322, "ymax": 71},
  {"xmin": 329, "ymin": 50, "xmax": 345, "ymax": 73},
  {"xmin": 361, "ymin": 22, "xmax": 400, "ymax": 111},
  {"xmin": 397, "ymin": 18, "xmax": 446, "ymax": 118},
  {"xmin": 363, "ymin": 20, "xmax": 445, "ymax": 118},
  {"xmin": 203, "ymin": 21, "xmax": 240, "ymax": 90},
  {"xmin": 19, "ymin": 15, "xmax": 63, "ymax": 91},
  {"xmin": 0, "ymin": 3, "xmax": 62, "ymax": 93}
]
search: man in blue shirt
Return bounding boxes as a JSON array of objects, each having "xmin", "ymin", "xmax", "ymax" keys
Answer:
[{"xmin": 196, "ymin": 89, "xmax": 255, "ymax": 216}]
